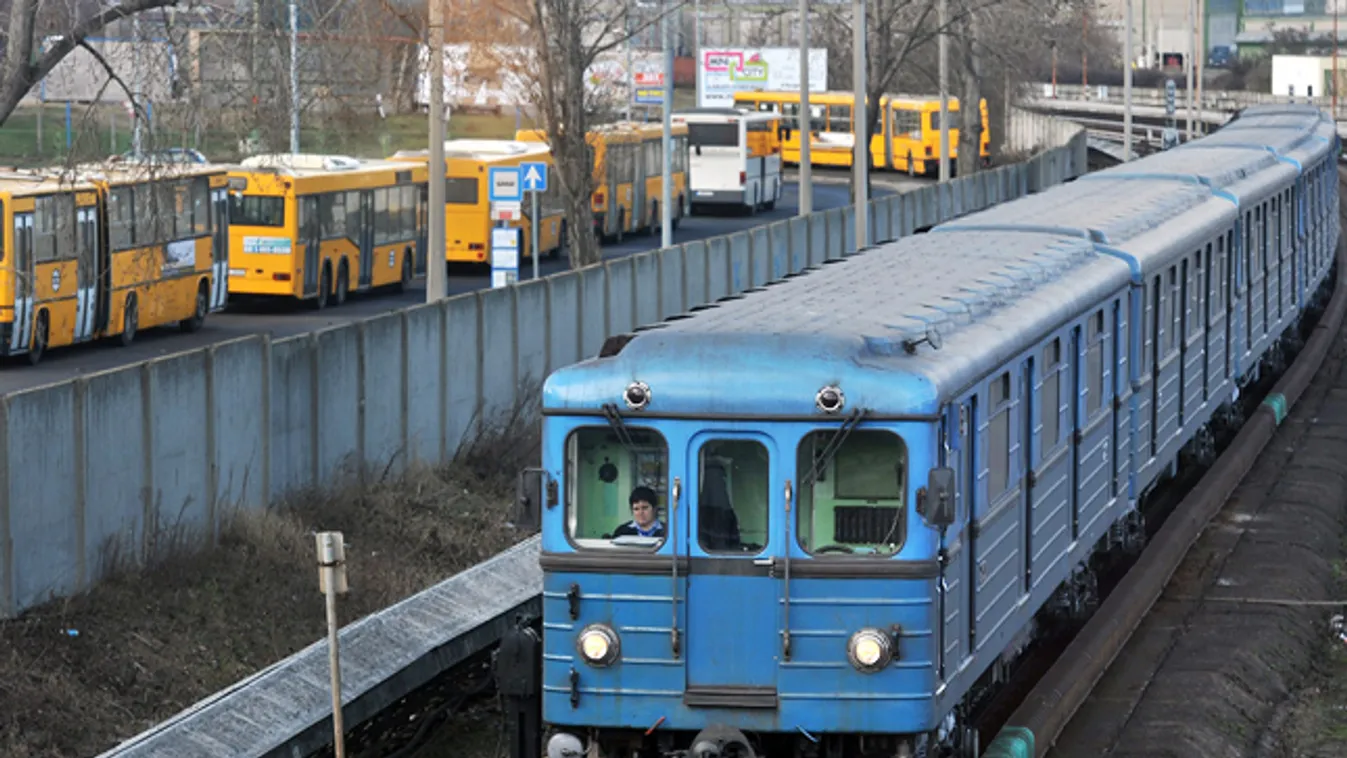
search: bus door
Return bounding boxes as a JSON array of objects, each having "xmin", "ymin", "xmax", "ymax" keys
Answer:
[
  {"xmin": 632, "ymin": 141, "xmax": 648, "ymax": 232},
  {"xmin": 884, "ymin": 105, "xmax": 896, "ymax": 169},
  {"xmin": 359, "ymin": 190, "xmax": 374, "ymax": 287},
  {"xmin": 301, "ymin": 195, "xmax": 321, "ymax": 297},
  {"xmin": 417, "ymin": 183, "xmax": 429, "ymax": 276},
  {"xmin": 605, "ymin": 146, "xmax": 621, "ymax": 237},
  {"xmin": 210, "ymin": 184, "xmax": 230, "ymax": 310},
  {"xmin": 9, "ymin": 213, "xmax": 33, "ymax": 354},
  {"xmin": 75, "ymin": 204, "xmax": 99, "ymax": 341}
]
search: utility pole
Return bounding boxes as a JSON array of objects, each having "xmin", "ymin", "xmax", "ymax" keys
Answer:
[
  {"xmin": 1335, "ymin": 0, "xmax": 1340, "ymax": 119},
  {"xmin": 661, "ymin": 0, "xmax": 674, "ymax": 248},
  {"xmin": 798, "ymin": 0, "xmax": 813, "ymax": 215},
  {"xmin": 133, "ymin": 15, "xmax": 143, "ymax": 156},
  {"xmin": 938, "ymin": 0, "xmax": 950, "ymax": 181},
  {"xmin": 853, "ymin": 0, "xmax": 869, "ymax": 248},
  {"xmin": 1124, "ymin": 0, "xmax": 1134, "ymax": 160},
  {"xmin": 1185, "ymin": 0, "xmax": 1195, "ymax": 139},
  {"xmin": 1196, "ymin": 0, "xmax": 1205, "ymax": 134},
  {"xmin": 290, "ymin": 0, "xmax": 300, "ymax": 155},
  {"xmin": 427, "ymin": 0, "xmax": 447, "ymax": 301}
]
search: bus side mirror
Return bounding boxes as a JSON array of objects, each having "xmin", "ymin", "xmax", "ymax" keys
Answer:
[
  {"xmin": 515, "ymin": 467, "xmax": 557, "ymax": 532},
  {"xmin": 695, "ymin": 144, "xmax": 702, "ymax": 156},
  {"xmin": 916, "ymin": 467, "xmax": 956, "ymax": 528}
]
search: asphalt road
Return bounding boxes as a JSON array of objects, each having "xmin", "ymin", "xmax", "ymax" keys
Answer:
[{"xmin": 0, "ymin": 177, "xmax": 921, "ymax": 394}]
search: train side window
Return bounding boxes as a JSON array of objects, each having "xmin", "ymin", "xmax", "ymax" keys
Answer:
[
  {"xmin": 1041, "ymin": 339, "xmax": 1062, "ymax": 453},
  {"xmin": 565, "ymin": 426, "xmax": 669, "ymax": 549},
  {"xmin": 696, "ymin": 439, "xmax": 769, "ymax": 554},
  {"xmin": 1190, "ymin": 251, "xmax": 1203, "ymax": 338},
  {"xmin": 987, "ymin": 372, "xmax": 1012, "ymax": 502},
  {"xmin": 1087, "ymin": 310, "xmax": 1105, "ymax": 415},
  {"xmin": 796, "ymin": 429, "xmax": 908, "ymax": 555},
  {"xmin": 1168, "ymin": 265, "xmax": 1180, "ymax": 353}
]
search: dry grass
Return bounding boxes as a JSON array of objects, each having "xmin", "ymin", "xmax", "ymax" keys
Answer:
[{"xmin": 0, "ymin": 444, "xmax": 532, "ymax": 757}]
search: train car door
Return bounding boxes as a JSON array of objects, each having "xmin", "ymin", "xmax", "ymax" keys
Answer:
[
  {"xmin": 300, "ymin": 195, "xmax": 321, "ymax": 297},
  {"xmin": 682, "ymin": 432, "xmax": 779, "ymax": 706},
  {"xmin": 210, "ymin": 184, "xmax": 230, "ymax": 311}
]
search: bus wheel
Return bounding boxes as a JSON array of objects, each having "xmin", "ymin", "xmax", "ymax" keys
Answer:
[
  {"xmin": 119, "ymin": 295, "xmax": 138, "ymax": 347},
  {"xmin": 313, "ymin": 264, "xmax": 331, "ymax": 310},
  {"xmin": 180, "ymin": 280, "xmax": 209, "ymax": 333},
  {"xmin": 335, "ymin": 260, "xmax": 350, "ymax": 306},
  {"xmin": 26, "ymin": 311, "xmax": 47, "ymax": 366}
]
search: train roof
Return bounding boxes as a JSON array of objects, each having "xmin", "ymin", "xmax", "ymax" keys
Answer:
[
  {"xmin": 543, "ymin": 105, "xmax": 1334, "ymax": 420},
  {"xmin": 544, "ymin": 228, "xmax": 1131, "ymax": 417}
]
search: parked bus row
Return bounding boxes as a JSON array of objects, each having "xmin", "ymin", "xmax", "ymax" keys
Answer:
[
  {"xmin": 0, "ymin": 161, "xmax": 230, "ymax": 365},
  {"xmin": 0, "ymin": 95, "xmax": 949, "ymax": 366},
  {"xmin": 731, "ymin": 90, "xmax": 992, "ymax": 175}
]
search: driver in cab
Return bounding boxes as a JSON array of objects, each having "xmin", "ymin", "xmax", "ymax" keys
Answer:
[{"xmin": 610, "ymin": 486, "xmax": 665, "ymax": 539}]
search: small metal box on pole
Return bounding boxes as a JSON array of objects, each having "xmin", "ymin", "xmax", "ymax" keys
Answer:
[{"xmin": 316, "ymin": 531, "xmax": 349, "ymax": 757}]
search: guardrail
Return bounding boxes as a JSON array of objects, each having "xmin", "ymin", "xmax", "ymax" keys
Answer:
[
  {"xmin": 1031, "ymin": 82, "xmax": 1347, "ymax": 120},
  {"xmin": 0, "ymin": 108, "xmax": 1087, "ymax": 619}
]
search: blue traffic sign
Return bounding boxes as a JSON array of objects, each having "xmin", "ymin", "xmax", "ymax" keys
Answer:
[
  {"xmin": 520, "ymin": 161, "xmax": 548, "ymax": 193},
  {"xmin": 488, "ymin": 166, "xmax": 522, "ymax": 202}
]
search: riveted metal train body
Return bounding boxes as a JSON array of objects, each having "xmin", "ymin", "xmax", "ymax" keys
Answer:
[{"xmin": 533, "ymin": 105, "xmax": 1341, "ymax": 758}]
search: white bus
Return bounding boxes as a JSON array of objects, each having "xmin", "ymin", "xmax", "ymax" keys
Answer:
[{"xmin": 673, "ymin": 108, "xmax": 783, "ymax": 215}]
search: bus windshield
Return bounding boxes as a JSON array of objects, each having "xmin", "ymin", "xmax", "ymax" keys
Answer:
[{"xmin": 688, "ymin": 123, "xmax": 739, "ymax": 149}]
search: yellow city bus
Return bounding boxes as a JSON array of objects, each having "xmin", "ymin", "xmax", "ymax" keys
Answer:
[
  {"xmin": 226, "ymin": 154, "xmax": 428, "ymax": 308},
  {"xmin": 0, "ymin": 161, "xmax": 228, "ymax": 364},
  {"xmin": 731, "ymin": 90, "xmax": 992, "ymax": 174},
  {"xmin": 517, "ymin": 121, "xmax": 688, "ymax": 243},
  {"xmin": 391, "ymin": 139, "xmax": 565, "ymax": 266}
]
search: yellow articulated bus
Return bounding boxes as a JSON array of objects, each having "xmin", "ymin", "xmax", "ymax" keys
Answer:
[
  {"xmin": 517, "ymin": 121, "xmax": 688, "ymax": 244},
  {"xmin": 391, "ymin": 139, "xmax": 566, "ymax": 266},
  {"xmin": 731, "ymin": 90, "xmax": 992, "ymax": 174},
  {"xmin": 0, "ymin": 161, "xmax": 229, "ymax": 365},
  {"xmin": 226, "ymin": 153, "xmax": 428, "ymax": 309}
]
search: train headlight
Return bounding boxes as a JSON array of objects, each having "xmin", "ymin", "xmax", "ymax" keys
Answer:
[
  {"xmin": 576, "ymin": 623, "xmax": 620, "ymax": 667},
  {"xmin": 847, "ymin": 628, "xmax": 896, "ymax": 673}
]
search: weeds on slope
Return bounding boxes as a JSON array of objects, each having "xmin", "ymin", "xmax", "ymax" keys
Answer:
[{"xmin": 0, "ymin": 397, "xmax": 541, "ymax": 758}]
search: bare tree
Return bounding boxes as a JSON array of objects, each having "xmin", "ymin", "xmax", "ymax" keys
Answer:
[
  {"xmin": 478, "ymin": 0, "xmax": 683, "ymax": 269},
  {"xmin": 0, "ymin": 0, "xmax": 194, "ymax": 128},
  {"xmin": 956, "ymin": 0, "xmax": 982, "ymax": 176}
]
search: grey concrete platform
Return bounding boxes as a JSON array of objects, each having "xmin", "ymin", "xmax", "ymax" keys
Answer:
[{"xmin": 96, "ymin": 535, "xmax": 543, "ymax": 758}]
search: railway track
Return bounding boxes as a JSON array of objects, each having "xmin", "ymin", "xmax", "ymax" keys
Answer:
[{"xmin": 981, "ymin": 167, "xmax": 1347, "ymax": 758}]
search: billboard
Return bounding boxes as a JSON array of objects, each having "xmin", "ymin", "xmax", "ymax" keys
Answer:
[
  {"xmin": 415, "ymin": 44, "xmax": 663, "ymax": 112},
  {"xmin": 696, "ymin": 47, "xmax": 828, "ymax": 108}
]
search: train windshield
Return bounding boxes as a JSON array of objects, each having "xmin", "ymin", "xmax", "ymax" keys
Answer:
[
  {"xmin": 565, "ymin": 426, "xmax": 670, "ymax": 549},
  {"xmin": 795, "ymin": 429, "xmax": 909, "ymax": 556}
]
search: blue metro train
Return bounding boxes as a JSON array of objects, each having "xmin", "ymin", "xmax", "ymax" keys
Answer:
[{"xmin": 529, "ymin": 105, "xmax": 1341, "ymax": 758}]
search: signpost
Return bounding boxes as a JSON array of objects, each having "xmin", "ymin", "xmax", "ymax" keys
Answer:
[
  {"xmin": 634, "ymin": 70, "xmax": 665, "ymax": 106},
  {"xmin": 520, "ymin": 160, "xmax": 547, "ymax": 281},
  {"xmin": 491, "ymin": 227, "xmax": 520, "ymax": 289},
  {"xmin": 488, "ymin": 166, "xmax": 523, "ymax": 288},
  {"xmin": 1162, "ymin": 79, "xmax": 1179, "ymax": 150}
]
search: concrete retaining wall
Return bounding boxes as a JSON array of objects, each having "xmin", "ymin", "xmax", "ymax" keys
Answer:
[{"xmin": 0, "ymin": 113, "xmax": 1087, "ymax": 618}]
